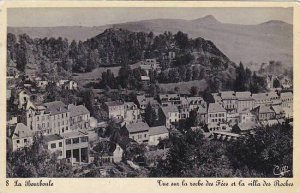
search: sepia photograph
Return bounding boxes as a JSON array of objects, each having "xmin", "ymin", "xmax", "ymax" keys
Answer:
[{"xmin": 6, "ymin": 6, "xmax": 293, "ymax": 178}]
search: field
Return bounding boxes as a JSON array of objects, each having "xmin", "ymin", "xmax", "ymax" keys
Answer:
[
  {"xmin": 72, "ymin": 62, "xmax": 141, "ymax": 86},
  {"xmin": 159, "ymin": 79, "xmax": 208, "ymax": 94}
]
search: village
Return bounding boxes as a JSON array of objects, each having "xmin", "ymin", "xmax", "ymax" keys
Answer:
[{"xmin": 6, "ymin": 56, "xmax": 293, "ymax": 177}]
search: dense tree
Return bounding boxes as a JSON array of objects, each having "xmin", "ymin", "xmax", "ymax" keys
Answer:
[
  {"xmin": 235, "ymin": 62, "xmax": 246, "ymax": 91},
  {"xmin": 7, "ymin": 136, "xmax": 73, "ymax": 177},
  {"xmin": 174, "ymin": 31, "xmax": 190, "ymax": 50},
  {"xmin": 273, "ymin": 78, "xmax": 281, "ymax": 88},
  {"xmin": 150, "ymin": 129, "xmax": 234, "ymax": 177},
  {"xmin": 190, "ymin": 86, "xmax": 198, "ymax": 96},
  {"xmin": 144, "ymin": 103, "xmax": 157, "ymax": 127},
  {"xmin": 227, "ymin": 124, "xmax": 293, "ymax": 177}
]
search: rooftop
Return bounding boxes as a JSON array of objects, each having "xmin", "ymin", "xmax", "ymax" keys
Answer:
[
  {"xmin": 255, "ymin": 105, "xmax": 275, "ymax": 114},
  {"xmin": 60, "ymin": 130, "xmax": 88, "ymax": 138},
  {"xmin": 149, "ymin": 126, "xmax": 169, "ymax": 136},
  {"xmin": 68, "ymin": 104, "xmax": 90, "ymax": 117},
  {"xmin": 272, "ymin": 105, "xmax": 283, "ymax": 114},
  {"xmin": 220, "ymin": 91, "xmax": 236, "ymax": 100},
  {"xmin": 281, "ymin": 92, "xmax": 293, "ymax": 98},
  {"xmin": 252, "ymin": 93, "xmax": 268, "ymax": 100},
  {"xmin": 236, "ymin": 91, "xmax": 253, "ymax": 100},
  {"xmin": 11, "ymin": 123, "xmax": 33, "ymax": 139},
  {"xmin": 237, "ymin": 122, "xmax": 257, "ymax": 131},
  {"xmin": 208, "ymin": 103, "xmax": 226, "ymax": 113},
  {"xmin": 43, "ymin": 134, "xmax": 63, "ymax": 143},
  {"xmin": 126, "ymin": 122, "xmax": 150, "ymax": 133},
  {"xmin": 44, "ymin": 101, "xmax": 69, "ymax": 115}
]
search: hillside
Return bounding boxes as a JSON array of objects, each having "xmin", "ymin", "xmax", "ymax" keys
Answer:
[
  {"xmin": 8, "ymin": 15, "xmax": 293, "ymax": 68},
  {"xmin": 7, "ymin": 28, "xmax": 233, "ymax": 73}
]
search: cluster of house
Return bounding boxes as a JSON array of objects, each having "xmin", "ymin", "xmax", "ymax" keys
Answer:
[
  {"xmin": 103, "ymin": 90, "xmax": 293, "ymax": 143},
  {"xmin": 7, "ymin": 81, "xmax": 293, "ymax": 166},
  {"xmin": 7, "ymin": 71, "xmax": 79, "ymax": 95}
]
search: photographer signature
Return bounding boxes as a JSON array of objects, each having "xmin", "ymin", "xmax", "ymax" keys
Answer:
[{"xmin": 273, "ymin": 165, "xmax": 290, "ymax": 177}]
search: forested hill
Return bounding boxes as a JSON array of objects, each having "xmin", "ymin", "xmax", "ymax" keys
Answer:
[{"xmin": 7, "ymin": 28, "xmax": 233, "ymax": 74}]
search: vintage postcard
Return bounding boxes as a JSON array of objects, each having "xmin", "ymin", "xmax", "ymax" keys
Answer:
[{"xmin": 0, "ymin": 1, "xmax": 299, "ymax": 193}]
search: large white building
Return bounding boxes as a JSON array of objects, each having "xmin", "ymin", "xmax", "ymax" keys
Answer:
[
  {"xmin": 10, "ymin": 123, "xmax": 33, "ymax": 151},
  {"xmin": 68, "ymin": 104, "xmax": 90, "ymax": 131},
  {"xmin": 104, "ymin": 101, "xmax": 125, "ymax": 120},
  {"xmin": 236, "ymin": 91, "xmax": 255, "ymax": 112},
  {"xmin": 124, "ymin": 102, "xmax": 141, "ymax": 124},
  {"xmin": 207, "ymin": 103, "xmax": 227, "ymax": 124},
  {"xmin": 148, "ymin": 126, "xmax": 169, "ymax": 146},
  {"xmin": 160, "ymin": 105, "xmax": 179, "ymax": 129}
]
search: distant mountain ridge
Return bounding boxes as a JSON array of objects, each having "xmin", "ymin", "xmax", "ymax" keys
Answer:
[{"xmin": 8, "ymin": 15, "xmax": 293, "ymax": 68}]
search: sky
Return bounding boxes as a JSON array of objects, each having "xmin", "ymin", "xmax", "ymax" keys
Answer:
[{"xmin": 8, "ymin": 7, "xmax": 293, "ymax": 27}]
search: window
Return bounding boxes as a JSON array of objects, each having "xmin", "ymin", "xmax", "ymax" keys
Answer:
[
  {"xmin": 24, "ymin": 139, "xmax": 27, "ymax": 143},
  {"xmin": 59, "ymin": 142, "xmax": 62, "ymax": 147},
  {"xmin": 37, "ymin": 116, "xmax": 39, "ymax": 121},
  {"xmin": 66, "ymin": 126, "xmax": 68, "ymax": 131},
  {"xmin": 72, "ymin": 137, "xmax": 79, "ymax": 144},
  {"xmin": 144, "ymin": 134, "xmax": 147, "ymax": 138},
  {"xmin": 16, "ymin": 140, "xmax": 20, "ymax": 144},
  {"xmin": 66, "ymin": 139, "xmax": 72, "ymax": 145},
  {"xmin": 80, "ymin": 136, "xmax": 88, "ymax": 143},
  {"xmin": 62, "ymin": 114, "xmax": 64, "ymax": 118},
  {"xmin": 51, "ymin": 143, "xmax": 56, "ymax": 149}
]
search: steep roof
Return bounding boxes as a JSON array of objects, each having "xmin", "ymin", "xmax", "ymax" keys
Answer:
[
  {"xmin": 68, "ymin": 104, "xmax": 89, "ymax": 117},
  {"xmin": 256, "ymin": 105, "xmax": 275, "ymax": 114},
  {"xmin": 208, "ymin": 103, "xmax": 226, "ymax": 113},
  {"xmin": 126, "ymin": 122, "xmax": 150, "ymax": 133},
  {"xmin": 11, "ymin": 123, "xmax": 33, "ymax": 139},
  {"xmin": 149, "ymin": 126, "xmax": 169, "ymax": 136},
  {"xmin": 44, "ymin": 101, "xmax": 68, "ymax": 115},
  {"xmin": 272, "ymin": 105, "xmax": 283, "ymax": 114}
]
